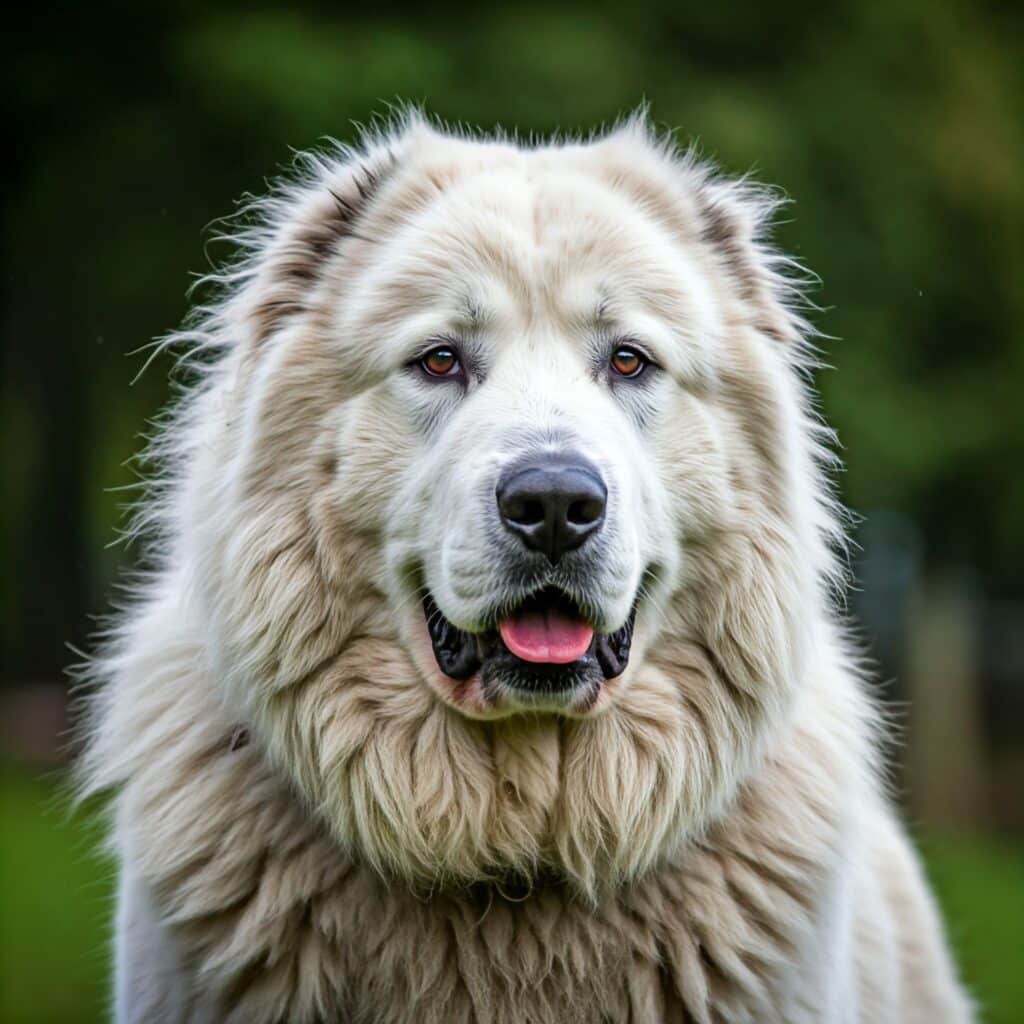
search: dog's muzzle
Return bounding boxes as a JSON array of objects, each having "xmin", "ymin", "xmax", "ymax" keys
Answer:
[{"xmin": 422, "ymin": 587, "xmax": 636, "ymax": 695}]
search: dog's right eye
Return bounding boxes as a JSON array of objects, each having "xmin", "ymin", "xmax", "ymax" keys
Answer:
[
  {"xmin": 419, "ymin": 346, "xmax": 462, "ymax": 378},
  {"xmin": 610, "ymin": 346, "xmax": 648, "ymax": 378}
]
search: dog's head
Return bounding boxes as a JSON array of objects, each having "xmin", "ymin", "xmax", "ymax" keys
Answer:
[{"xmin": 178, "ymin": 116, "xmax": 837, "ymax": 894}]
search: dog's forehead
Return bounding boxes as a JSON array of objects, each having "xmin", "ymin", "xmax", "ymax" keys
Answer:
[
  {"xmin": 377, "ymin": 140, "xmax": 702, "ymax": 326},
  {"xmin": 411, "ymin": 146, "xmax": 667, "ymax": 249}
]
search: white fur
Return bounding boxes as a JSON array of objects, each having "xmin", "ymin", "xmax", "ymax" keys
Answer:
[{"xmin": 79, "ymin": 113, "xmax": 973, "ymax": 1022}]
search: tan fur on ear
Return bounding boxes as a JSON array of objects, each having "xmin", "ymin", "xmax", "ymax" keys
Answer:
[
  {"xmin": 592, "ymin": 118, "xmax": 811, "ymax": 348},
  {"xmin": 245, "ymin": 157, "xmax": 393, "ymax": 342},
  {"xmin": 693, "ymin": 175, "xmax": 810, "ymax": 346},
  {"xmin": 229, "ymin": 145, "xmax": 399, "ymax": 346}
]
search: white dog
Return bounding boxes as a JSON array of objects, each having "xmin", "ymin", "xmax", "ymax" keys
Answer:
[{"xmin": 81, "ymin": 113, "xmax": 973, "ymax": 1023}]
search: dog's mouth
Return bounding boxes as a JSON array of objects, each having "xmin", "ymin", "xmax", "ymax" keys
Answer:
[{"xmin": 422, "ymin": 587, "xmax": 636, "ymax": 698}]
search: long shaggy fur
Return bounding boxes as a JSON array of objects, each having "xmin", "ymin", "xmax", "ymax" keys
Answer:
[{"xmin": 79, "ymin": 112, "xmax": 973, "ymax": 1023}]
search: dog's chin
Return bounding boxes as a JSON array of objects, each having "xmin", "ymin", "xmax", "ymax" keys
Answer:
[{"xmin": 416, "ymin": 587, "xmax": 637, "ymax": 718}]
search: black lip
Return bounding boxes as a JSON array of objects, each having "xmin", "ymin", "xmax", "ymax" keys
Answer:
[{"xmin": 422, "ymin": 588, "xmax": 637, "ymax": 693}]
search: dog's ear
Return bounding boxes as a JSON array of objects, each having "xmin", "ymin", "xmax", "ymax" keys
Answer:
[
  {"xmin": 692, "ymin": 174, "xmax": 810, "ymax": 347},
  {"xmin": 242, "ymin": 151, "xmax": 397, "ymax": 345},
  {"xmin": 215, "ymin": 117, "xmax": 433, "ymax": 347},
  {"xmin": 596, "ymin": 116, "xmax": 811, "ymax": 350}
]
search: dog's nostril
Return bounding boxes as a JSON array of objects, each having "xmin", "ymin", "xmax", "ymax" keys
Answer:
[
  {"xmin": 512, "ymin": 499, "xmax": 545, "ymax": 526},
  {"xmin": 567, "ymin": 498, "xmax": 603, "ymax": 526}
]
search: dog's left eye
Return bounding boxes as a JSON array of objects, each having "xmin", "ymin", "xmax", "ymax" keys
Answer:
[
  {"xmin": 610, "ymin": 346, "xmax": 647, "ymax": 378},
  {"xmin": 419, "ymin": 346, "xmax": 462, "ymax": 378}
]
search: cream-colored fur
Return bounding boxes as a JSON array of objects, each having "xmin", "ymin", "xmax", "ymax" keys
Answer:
[{"xmin": 80, "ymin": 113, "xmax": 973, "ymax": 1022}]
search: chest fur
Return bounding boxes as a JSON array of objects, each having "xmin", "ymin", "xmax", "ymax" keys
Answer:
[{"xmin": 124, "ymin": 734, "xmax": 838, "ymax": 1024}]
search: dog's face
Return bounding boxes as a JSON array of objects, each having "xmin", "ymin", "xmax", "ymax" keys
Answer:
[
  {"xmin": 361, "ymin": 160, "xmax": 714, "ymax": 717},
  {"xmin": 190, "ymin": 119, "xmax": 832, "ymax": 892},
  {"xmin": 318, "ymin": 136, "xmax": 774, "ymax": 719}
]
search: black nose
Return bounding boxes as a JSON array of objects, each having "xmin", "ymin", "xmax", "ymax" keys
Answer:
[{"xmin": 495, "ymin": 455, "xmax": 607, "ymax": 564}]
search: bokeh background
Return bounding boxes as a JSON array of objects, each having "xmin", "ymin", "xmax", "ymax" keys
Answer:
[{"xmin": 3, "ymin": 2, "xmax": 1023, "ymax": 1021}]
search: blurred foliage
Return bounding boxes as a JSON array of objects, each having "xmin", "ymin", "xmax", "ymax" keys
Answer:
[{"xmin": 3, "ymin": 0, "xmax": 1023, "ymax": 681}]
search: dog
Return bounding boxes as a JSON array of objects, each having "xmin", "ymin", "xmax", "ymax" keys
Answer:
[{"xmin": 80, "ymin": 112, "xmax": 974, "ymax": 1022}]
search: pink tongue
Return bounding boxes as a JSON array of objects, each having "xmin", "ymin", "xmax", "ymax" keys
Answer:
[{"xmin": 499, "ymin": 608, "xmax": 594, "ymax": 664}]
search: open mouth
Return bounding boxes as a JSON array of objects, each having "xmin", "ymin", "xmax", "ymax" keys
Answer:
[{"xmin": 422, "ymin": 587, "xmax": 636, "ymax": 697}]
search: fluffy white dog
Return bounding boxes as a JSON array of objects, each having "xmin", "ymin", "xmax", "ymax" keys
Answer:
[{"xmin": 81, "ymin": 113, "xmax": 973, "ymax": 1023}]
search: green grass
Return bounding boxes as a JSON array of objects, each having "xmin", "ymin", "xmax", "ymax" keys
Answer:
[
  {"xmin": 918, "ymin": 832, "xmax": 1024, "ymax": 1024},
  {"xmin": 1, "ymin": 772, "xmax": 1022, "ymax": 1023},
  {"xmin": 1, "ymin": 774, "xmax": 114, "ymax": 1024}
]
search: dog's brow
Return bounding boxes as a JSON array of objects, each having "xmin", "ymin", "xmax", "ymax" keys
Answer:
[{"xmin": 463, "ymin": 296, "xmax": 484, "ymax": 325}]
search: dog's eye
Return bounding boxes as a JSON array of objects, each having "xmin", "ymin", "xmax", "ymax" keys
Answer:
[
  {"xmin": 420, "ymin": 346, "xmax": 461, "ymax": 378},
  {"xmin": 610, "ymin": 346, "xmax": 647, "ymax": 378}
]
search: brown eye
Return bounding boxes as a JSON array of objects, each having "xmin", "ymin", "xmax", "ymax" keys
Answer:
[
  {"xmin": 610, "ymin": 346, "xmax": 646, "ymax": 378},
  {"xmin": 420, "ymin": 347, "xmax": 460, "ymax": 377}
]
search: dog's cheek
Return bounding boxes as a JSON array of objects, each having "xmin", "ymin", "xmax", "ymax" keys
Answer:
[
  {"xmin": 323, "ymin": 395, "xmax": 419, "ymax": 531},
  {"xmin": 647, "ymin": 379, "xmax": 811, "ymax": 711},
  {"xmin": 649, "ymin": 391, "xmax": 735, "ymax": 562},
  {"xmin": 193, "ymin": 398, "xmax": 409, "ymax": 713}
]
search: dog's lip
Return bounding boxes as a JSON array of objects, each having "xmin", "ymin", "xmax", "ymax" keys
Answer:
[{"xmin": 421, "ymin": 586, "xmax": 636, "ymax": 687}]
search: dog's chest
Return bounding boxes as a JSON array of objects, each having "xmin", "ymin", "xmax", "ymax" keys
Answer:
[
  {"xmin": 167, "ymin": 843, "xmax": 822, "ymax": 1024},
  {"xmin": 127, "ymin": 698, "xmax": 838, "ymax": 1022}
]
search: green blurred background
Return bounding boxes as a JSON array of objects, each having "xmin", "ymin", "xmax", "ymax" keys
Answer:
[{"xmin": 2, "ymin": 2, "xmax": 1023, "ymax": 1021}]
